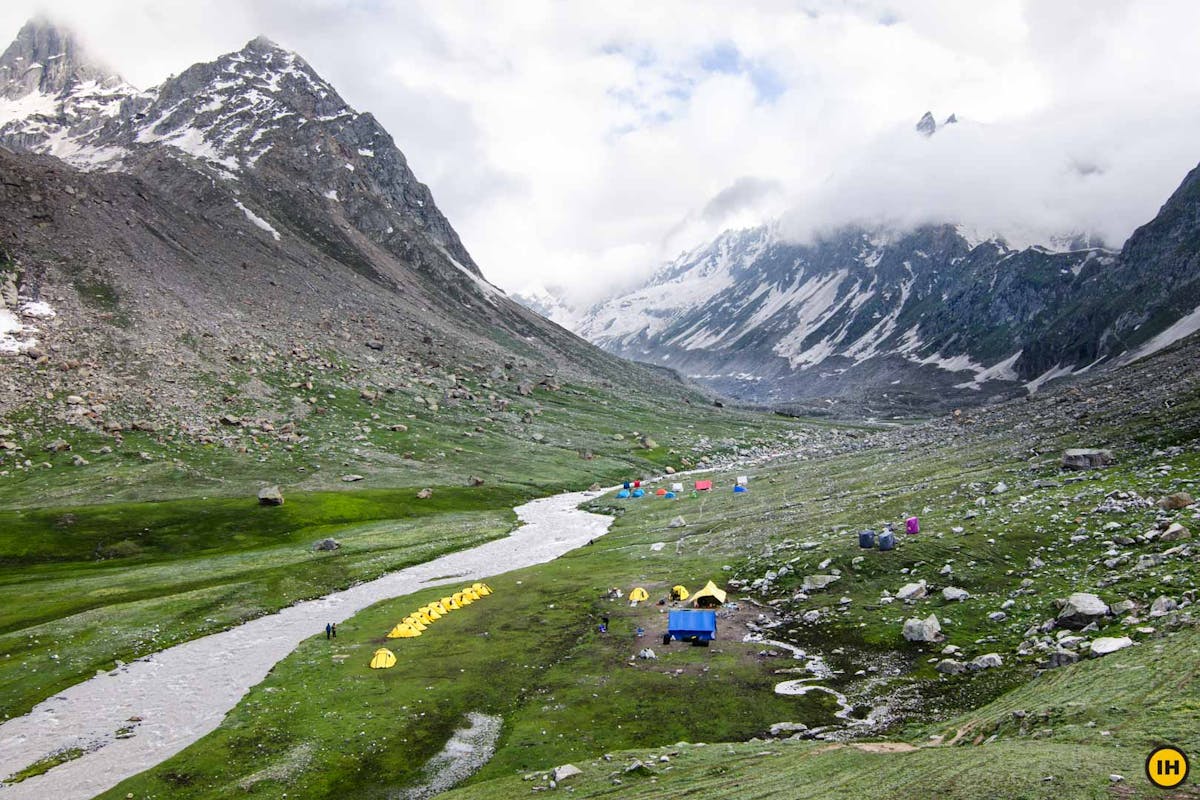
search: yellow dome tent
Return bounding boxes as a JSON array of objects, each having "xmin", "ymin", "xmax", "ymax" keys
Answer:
[
  {"xmin": 671, "ymin": 585, "xmax": 690, "ymax": 601},
  {"xmin": 472, "ymin": 582, "xmax": 492, "ymax": 596},
  {"xmin": 462, "ymin": 588, "xmax": 481, "ymax": 601},
  {"xmin": 431, "ymin": 601, "xmax": 450, "ymax": 614},
  {"xmin": 422, "ymin": 606, "xmax": 442, "ymax": 620},
  {"xmin": 691, "ymin": 580, "xmax": 728, "ymax": 608},
  {"xmin": 454, "ymin": 592, "xmax": 474, "ymax": 606},
  {"xmin": 403, "ymin": 616, "xmax": 427, "ymax": 631},
  {"xmin": 370, "ymin": 648, "xmax": 397, "ymax": 669},
  {"xmin": 387, "ymin": 623, "xmax": 421, "ymax": 638},
  {"xmin": 441, "ymin": 596, "xmax": 461, "ymax": 610},
  {"xmin": 629, "ymin": 587, "xmax": 650, "ymax": 602},
  {"xmin": 413, "ymin": 610, "xmax": 434, "ymax": 624}
]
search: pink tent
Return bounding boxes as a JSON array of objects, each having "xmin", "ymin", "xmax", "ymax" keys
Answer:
[
  {"xmin": 906, "ymin": 517, "xmax": 920, "ymax": 535},
  {"xmin": 695, "ymin": 480, "xmax": 712, "ymax": 491}
]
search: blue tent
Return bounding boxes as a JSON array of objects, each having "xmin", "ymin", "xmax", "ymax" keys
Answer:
[
  {"xmin": 632, "ymin": 488, "xmax": 645, "ymax": 498},
  {"xmin": 733, "ymin": 485, "xmax": 748, "ymax": 493},
  {"xmin": 667, "ymin": 609, "xmax": 717, "ymax": 643},
  {"xmin": 616, "ymin": 489, "xmax": 631, "ymax": 499},
  {"xmin": 664, "ymin": 491, "xmax": 676, "ymax": 499}
]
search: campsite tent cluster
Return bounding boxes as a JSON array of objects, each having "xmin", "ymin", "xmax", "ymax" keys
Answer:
[
  {"xmin": 369, "ymin": 582, "xmax": 493, "ymax": 669},
  {"xmin": 616, "ymin": 476, "xmax": 749, "ymax": 499},
  {"xmin": 626, "ymin": 580, "xmax": 726, "ymax": 608}
]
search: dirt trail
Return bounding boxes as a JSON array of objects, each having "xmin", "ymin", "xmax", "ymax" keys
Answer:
[{"xmin": 0, "ymin": 488, "xmax": 615, "ymax": 800}]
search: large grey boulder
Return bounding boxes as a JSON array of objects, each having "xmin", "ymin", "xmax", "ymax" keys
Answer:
[
  {"xmin": 668, "ymin": 516, "xmax": 687, "ymax": 528},
  {"xmin": 312, "ymin": 537, "xmax": 340, "ymax": 551},
  {"xmin": 942, "ymin": 586, "xmax": 970, "ymax": 602},
  {"xmin": 935, "ymin": 659, "xmax": 967, "ymax": 675},
  {"xmin": 1160, "ymin": 522, "xmax": 1191, "ymax": 542},
  {"xmin": 1047, "ymin": 649, "xmax": 1080, "ymax": 669},
  {"xmin": 1062, "ymin": 449, "xmax": 1113, "ymax": 470},
  {"xmin": 1090, "ymin": 636, "xmax": 1133, "ymax": 656},
  {"xmin": 1149, "ymin": 596, "xmax": 1178, "ymax": 617},
  {"xmin": 897, "ymin": 581, "xmax": 927, "ymax": 602},
  {"xmin": 969, "ymin": 653, "xmax": 1003, "ymax": 670},
  {"xmin": 902, "ymin": 614, "xmax": 942, "ymax": 642},
  {"xmin": 553, "ymin": 764, "xmax": 583, "ymax": 782},
  {"xmin": 802, "ymin": 574, "xmax": 840, "ymax": 592},
  {"xmin": 257, "ymin": 485, "xmax": 284, "ymax": 505},
  {"xmin": 1056, "ymin": 592, "xmax": 1109, "ymax": 629}
]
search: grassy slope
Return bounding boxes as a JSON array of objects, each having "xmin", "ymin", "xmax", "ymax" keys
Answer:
[
  {"xmin": 0, "ymin": 377, "xmax": 812, "ymax": 721},
  {"xmin": 96, "ymin": 504, "xmax": 840, "ymax": 798},
  {"xmin": 94, "ymin": 341, "xmax": 1200, "ymax": 799},
  {"xmin": 441, "ymin": 626, "xmax": 1200, "ymax": 800}
]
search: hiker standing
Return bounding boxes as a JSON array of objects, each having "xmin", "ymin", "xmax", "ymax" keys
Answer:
[
  {"xmin": 325, "ymin": 622, "xmax": 332, "ymax": 640},
  {"xmin": 331, "ymin": 623, "xmax": 337, "ymax": 639}
]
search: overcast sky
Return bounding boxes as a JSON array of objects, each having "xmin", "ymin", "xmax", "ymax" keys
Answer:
[{"xmin": 4, "ymin": 1, "xmax": 1200, "ymax": 304}]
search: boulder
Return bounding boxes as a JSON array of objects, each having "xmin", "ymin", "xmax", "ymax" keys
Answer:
[
  {"xmin": 1047, "ymin": 649, "xmax": 1079, "ymax": 669},
  {"xmin": 991, "ymin": 481, "xmax": 1008, "ymax": 495},
  {"xmin": 668, "ymin": 516, "xmax": 687, "ymax": 528},
  {"xmin": 467, "ymin": 475, "xmax": 485, "ymax": 487},
  {"xmin": 942, "ymin": 587, "xmax": 970, "ymax": 602},
  {"xmin": 969, "ymin": 653, "xmax": 1003, "ymax": 670},
  {"xmin": 588, "ymin": 482, "xmax": 602, "ymax": 492},
  {"xmin": 802, "ymin": 574, "xmax": 840, "ymax": 592},
  {"xmin": 637, "ymin": 648, "xmax": 657, "ymax": 660},
  {"xmin": 896, "ymin": 581, "xmax": 927, "ymax": 601},
  {"xmin": 1110, "ymin": 599, "xmax": 1137, "ymax": 615},
  {"xmin": 552, "ymin": 764, "xmax": 583, "ymax": 782},
  {"xmin": 43, "ymin": 438, "xmax": 71, "ymax": 453},
  {"xmin": 1158, "ymin": 492, "xmax": 1195, "ymax": 510},
  {"xmin": 1090, "ymin": 636, "xmax": 1133, "ymax": 656},
  {"xmin": 935, "ymin": 659, "xmax": 967, "ymax": 675},
  {"xmin": 1160, "ymin": 522, "xmax": 1191, "ymax": 542},
  {"xmin": 1056, "ymin": 592, "xmax": 1109, "ymax": 629},
  {"xmin": 341, "ymin": 474, "xmax": 364, "ymax": 483},
  {"xmin": 902, "ymin": 614, "xmax": 942, "ymax": 642},
  {"xmin": 257, "ymin": 485, "xmax": 285, "ymax": 506},
  {"xmin": 1149, "ymin": 596, "xmax": 1178, "ymax": 617},
  {"xmin": 417, "ymin": 487, "xmax": 433, "ymax": 499},
  {"xmin": 1061, "ymin": 449, "xmax": 1113, "ymax": 470},
  {"xmin": 768, "ymin": 722, "xmax": 808, "ymax": 736},
  {"xmin": 313, "ymin": 538, "xmax": 340, "ymax": 551}
]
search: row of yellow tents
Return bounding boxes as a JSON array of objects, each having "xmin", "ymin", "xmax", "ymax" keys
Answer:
[
  {"xmin": 626, "ymin": 580, "xmax": 727, "ymax": 607},
  {"xmin": 370, "ymin": 582, "xmax": 493, "ymax": 669}
]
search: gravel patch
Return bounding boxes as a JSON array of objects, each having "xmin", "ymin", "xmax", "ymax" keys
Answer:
[{"xmin": 399, "ymin": 712, "xmax": 502, "ymax": 799}]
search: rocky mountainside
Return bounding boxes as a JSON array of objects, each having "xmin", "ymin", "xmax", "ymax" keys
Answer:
[
  {"xmin": 576, "ymin": 223, "xmax": 1117, "ymax": 412},
  {"xmin": 576, "ymin": 157, "xmax": 1200, "ymax": 414},
  {"xmin": 0, "ymin": 19, "xmax": 694, "ymax": 439}
]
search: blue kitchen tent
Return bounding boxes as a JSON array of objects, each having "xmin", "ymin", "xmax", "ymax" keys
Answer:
[{"xmin": 667, "ymin": 609, "xmax": 717, "ymax": 643}]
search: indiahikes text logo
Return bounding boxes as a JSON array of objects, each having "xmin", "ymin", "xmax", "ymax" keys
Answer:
[{"xmin": 1146, "ymin": 745, "xmax": 1189, "ymax": 789}]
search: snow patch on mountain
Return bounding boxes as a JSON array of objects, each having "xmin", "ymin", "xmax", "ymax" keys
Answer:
[
  {"xmin": 1119, "ymin": 303, "xmax": 1200, "ymax": 365},
  {"xmin": 235, "ymin": 200, "xmax": 281, "ymax": 240}
]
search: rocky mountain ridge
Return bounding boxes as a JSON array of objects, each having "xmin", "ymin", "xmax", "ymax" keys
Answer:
[
  {"xmin": 571, "ymin": 154, "xmax": 1200, "ymax": 413},
  {"xmin": 0, "ymin": 19, "xmax": 698, "ymax": 444}
]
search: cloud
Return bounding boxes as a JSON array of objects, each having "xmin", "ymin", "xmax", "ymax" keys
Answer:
[
  {"xmin": 3, "ymin": 1, "xmax": 1200, "ymax": 303},
  {"xmin": 701, "ymin": 176, "xmax": 784, "ymax": 224}
]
